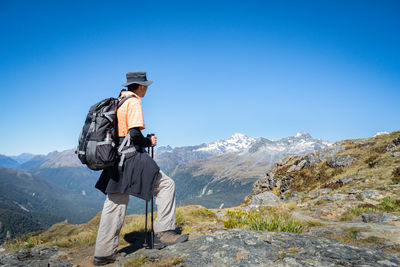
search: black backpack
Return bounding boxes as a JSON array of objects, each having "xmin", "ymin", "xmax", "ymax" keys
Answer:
[{"xmin": 76, "ymin": 96, "xmax": 132, "ymax": 170}]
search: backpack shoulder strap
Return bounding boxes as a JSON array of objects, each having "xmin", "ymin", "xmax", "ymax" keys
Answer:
[{"xmin": 117, "ymin": 95, "xmax": 134, "ymax": 108}]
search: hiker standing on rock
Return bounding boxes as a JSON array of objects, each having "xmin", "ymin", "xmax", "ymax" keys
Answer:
[{"xmin": 93, "ymin": 71, "xmax": 188, "ymax": 266}]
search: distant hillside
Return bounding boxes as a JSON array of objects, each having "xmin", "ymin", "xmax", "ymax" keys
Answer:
[
  {"xmin": 0, "ymin": 168, "xmax": 99, "ymax": 242},
  {"xmin": 18, "ymin": 151, "xmax": 59, "ymax": 171},
  {"xmin": 0, "ymin": 155, "xmax": 19, "ymax": 169},
  {"xmin": 9, "ymin": 153, "xmax": 36, "ymax": 164},
  {"xmin": 4, "ymin": 132, "xmax": 331, "ymax": 213}
]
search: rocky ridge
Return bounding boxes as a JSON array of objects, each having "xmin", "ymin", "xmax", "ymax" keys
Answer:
[
  {"xmin": 116, "ymin": 229, "xmax": 400, "ymax": 267},
  {"xmin": 246, "ymin": 131, "xmax": 400, "ymax": 257}
]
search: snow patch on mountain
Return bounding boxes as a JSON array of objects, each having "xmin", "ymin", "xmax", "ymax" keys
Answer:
[
  {"xmin": 295, "ymin": 131, "xmax": 311, "ymax": 138},
  {"xmin": 241, "ymin": 133, "xmax": 331, "ymax": 162},
  {"xmin": 194, "ymin": 133, "xmax": 256, "ymax": 155},
  {"xmin": 374, "ymin": 132, "xmax": 389, "ymax": 137}
]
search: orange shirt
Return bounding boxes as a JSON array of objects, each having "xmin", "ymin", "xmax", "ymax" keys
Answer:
[{"xmin": 117, "ymin": 91, "xmax": 145, "ymax": 137}]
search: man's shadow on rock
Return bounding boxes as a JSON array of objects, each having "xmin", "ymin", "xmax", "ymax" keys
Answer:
[
  {"xmin": 118, "ymin": 228, "xmax": 183, "ymax": 255},
  {"xmin": 118, "ymin": 231, "xmax": 149, "ymax": 255}
]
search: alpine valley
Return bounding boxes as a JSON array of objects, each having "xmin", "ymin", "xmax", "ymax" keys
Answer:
[{"xmin": 0, "ymin": 132, "xmax": 330, "ymax": 242}]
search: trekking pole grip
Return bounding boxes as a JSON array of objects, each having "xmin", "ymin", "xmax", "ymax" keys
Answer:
[{"xmin": 147, "ymin": 133, "xmax": 155, "ymax": 155}]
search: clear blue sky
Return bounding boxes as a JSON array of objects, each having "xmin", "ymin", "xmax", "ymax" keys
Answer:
[{"xmin": 1, "ymin": 0, "xmax": 399, "ymax": 155}]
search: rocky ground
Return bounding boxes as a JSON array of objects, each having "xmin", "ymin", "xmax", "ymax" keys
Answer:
[
  {"xmin": 116, "ymin": 229, "xmax": 400, "ymax": 267},
  {"xmin": 0, "ymin": 246, "xmax": 75, "ymax": 267}
]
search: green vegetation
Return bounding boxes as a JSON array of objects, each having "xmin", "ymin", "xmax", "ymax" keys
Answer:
[
  {"xmin": 271, "ymin": 132, "xmax": 400, "ymax": 194},
  {"xmin": 340, "ymin": 197, "xmax": 400, "ymax": 221},
  {"xmin": 223, "ymin": 207, "xmax": 304, "ymax": 233},
  {"xmin": 328, "ymin": 227, "xmax": 388, "ymax": 250},
  {"xmin": 3, "ymin": 205, "xmax": 222, "ymax": 251},
  {"xmin": 175, "ymin": 205, "xmax": 221, "ymax": 234},
  {"xmin": 3, "ymin": 215, "xmax": 101, "ymax": 251},
  {"xmin": 378, "ymin": 197, "xmax": 400, "ymax": 212}
]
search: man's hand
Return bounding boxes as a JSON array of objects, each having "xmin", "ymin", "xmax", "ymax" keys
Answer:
[{"xmin": 150, "ymin": 135, "xmax": 157, "ymax": 147}]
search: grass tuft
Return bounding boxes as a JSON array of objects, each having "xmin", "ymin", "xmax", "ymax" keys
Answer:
[
  {"xmin": 340, "ymin": 197, "xmax": 400, "ymax": 221},
  {"xmin": 223, "ymin": 208, "xmax": 304, "ymax": 233}
]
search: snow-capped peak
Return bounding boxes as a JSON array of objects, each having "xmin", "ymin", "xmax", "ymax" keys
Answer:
[
  {"xmin": 295, "ymin": 132, "xmax": 312, "ymax": 138},
  {"xmin": 194, "ymin": 133, "xmax": 256, "ymax": 154}
]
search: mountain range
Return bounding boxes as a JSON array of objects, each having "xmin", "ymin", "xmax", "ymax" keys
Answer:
[
  {"xmin": 157, "ymin": 132, "xmax": 331, "ymax": 207},
  {"xmin": 0, "ymin": 132, "xmax": 331, "ymax": 241}
]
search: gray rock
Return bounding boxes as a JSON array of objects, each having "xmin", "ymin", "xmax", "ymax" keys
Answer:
[
  {"xmin": 0, "ymin": 246, "xmax": 73, "ymax": 267},
  {"xmin": 288, "ymin": 160, "xmax": 308, "ymax": 173},
  {"xmin": 295, "ymin": 160, "xmax": 307, "ymax": 171},
  {"xmin": 347, "ymin": 194, "xmax": 357, "ymax": 200},
  {"xmin": 287, "ymin": 164, "xmax": 297, "ymax": 173},
  {"xmin": 349, "ymin": 189, "xmax": 359, "ymax": 194},
  {"xmin": 284, "ymin": 196, "xmax": 301, "ymax": 203},
  {"xmin": 313, "ymin": 188, "xmax": 332, "ymax": 199},
  {"xmin": 331, "ymin": 193, "xmax": 347, "ymax": 200},
  {"xmin": 361, "ymin": 212, "xmax": 400, "ymax": 227},
  {"xmin": 383, "ymin": 143, "xmax": 396, "ymax": 152},
  {"xmin": 303, "ymin": 152, "xmax": 320, "ymax": 168},
  {"xmin": 279, "ymin": 176, "xmax": 292, "ymax": 195},
  {"xmin": 323, "ymin": 177, "xmax": 355, "ymax": 188},
  {"xmin": 319, "ymin": 145, "xmax": 345, "ymax": 161},
  {"xmin": 327, "ymin": 155, "xmax": 355, "ymax": 168},
  {"xmin": 360, "ymin": 190, "xmax": 382, "ymax": 200},
  {"xmin": 250, "ymin": 192, "xmax": 281, "ymax": 206},
  {"xmin": 116, "ymin": 229, "xmax": 400, "ymax": 267},
  {"xmin": 390, "ymin": 151, "xmax": 400, "ymax": 157}
]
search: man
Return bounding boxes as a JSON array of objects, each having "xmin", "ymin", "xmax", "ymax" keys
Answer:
[{"xmin": 93, "ymin": 71, "xmax": 188, "ymax": 266}]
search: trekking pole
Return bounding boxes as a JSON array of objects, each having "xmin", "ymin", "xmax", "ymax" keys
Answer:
[
  {"xmin": 143, "ymin": 201, "xmax": 148, "ymax": 248},
  {"xmin": 143, "ymin": 140, "xmax": 152, "ymax": 248},
  {"xmin": 151, "ymin": 145, "xmax": 155, "ymax": 249},
  {"xmin": 143, "ymin": 134, "xmax": 155, "ymax": 249}
]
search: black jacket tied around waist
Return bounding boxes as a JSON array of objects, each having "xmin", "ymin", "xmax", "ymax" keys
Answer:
[{"xmin": 95, "ymin": 145, "xmax": 160, "ymax": 201}]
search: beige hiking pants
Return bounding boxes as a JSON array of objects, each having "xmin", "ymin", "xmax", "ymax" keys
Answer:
[{"xmin": 94, "ymin": 170, "xmax": 176, "ymax": 257}]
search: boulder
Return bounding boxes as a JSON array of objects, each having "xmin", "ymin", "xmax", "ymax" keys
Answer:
[
  {"xmin": 327, "ymin": 155, "xmax": 355, "ymax": 168},
  {"xmin": 360, "ymin": 189, "xmax": 382, "ymax": 200},
  {"xmin": 390, "ymin": 151, "xmax": 400, "ymax": 157},
  {"xmin": 304, "ymin": 152, "xmax": 320, "ymax": 168},
  {"xmin": 250, "ymin": 192, "xmax": 281, "ymax": 206},
  {"xmin": 348, "ymin": 188, "xmax": 359, "ymax": 194},
  {"xmin": 313, "ymin": 188, "xmax": 332, "ymax": 199},
  {"xmin": 361, "ymin": 212, "xmax": 400, "ymax": 227},
  {"xmin": 319, "ymin": 145, "xmax": 345, "ymax": 161}
]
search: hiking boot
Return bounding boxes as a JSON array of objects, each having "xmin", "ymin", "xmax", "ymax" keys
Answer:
[
  {"xmin": 93, "ymin": 252, "xmax": 126, "ymax": 266},
  {"xmin": 155, "ymin": 230, "xmax": 188, "ymax": 248}
]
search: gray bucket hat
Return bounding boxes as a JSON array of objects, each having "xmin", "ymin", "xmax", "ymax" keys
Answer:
[{"xmin": 121, "ymin": 71, "xmax": 153, "ymax": 87}]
